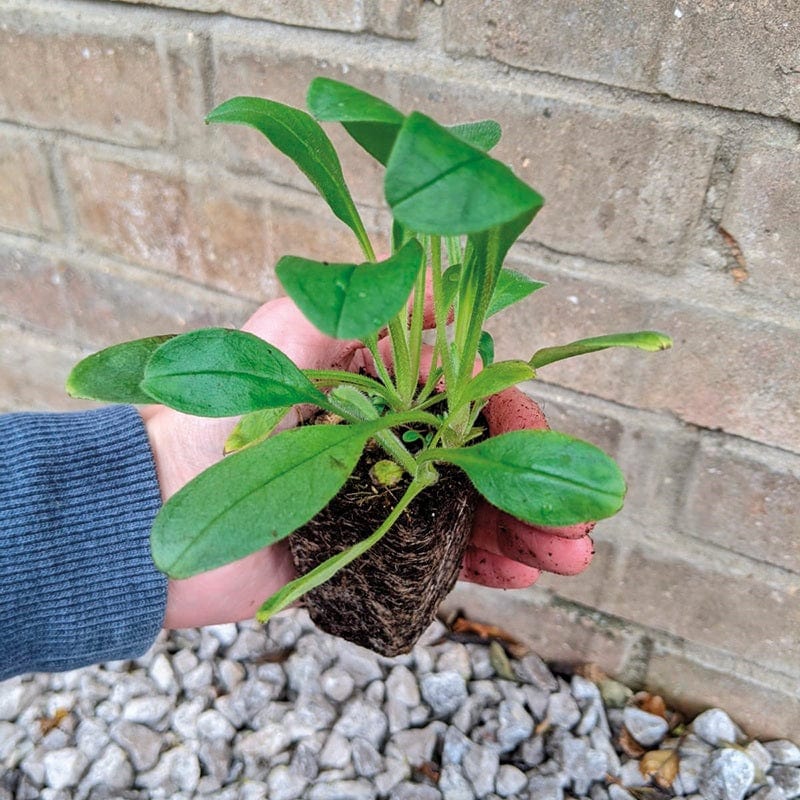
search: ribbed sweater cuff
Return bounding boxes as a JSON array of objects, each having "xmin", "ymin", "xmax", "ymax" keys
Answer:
[{"xmin": 0, "ymin": 406, "xmax": 167, "ymax": 679}]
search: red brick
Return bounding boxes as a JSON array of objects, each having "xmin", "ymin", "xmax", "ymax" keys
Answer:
[
  {"xmin": 493, "ymin": 270, "xmax": 800, "ymax": 454},
  {"xmin": 602, "ymin": 543, "xmax": 800, "ymax": 677},
  {"xmin": 721, "ymin": 145, "xmax": 800, "ymax": 302},
  {"xmin": 658, "ymin": 2, "xmax": 800, "ymax": 123},
  {"xmin": 681, "ymin": 437, "xmax": 800, "ymax": 574},
  {"xmin": 0, "ymin": 321, "xmax": 93, "ymax": 413},
  {"xmin": 646, "ymin": 648, "xmax": 800, "ymax": 741},
  {"xmin": 0, "ymin": 22, "xmax": 167, "ymax": 146},
  {"xmin": 443, "ymin": 0, "xmax": 669, "ymax": 92},
  {"xmin": 62, "ymin": 149, "xmax": 275, "ymax": 298},
  {"xmin": 0, "ymin": 242, "xmax": 254, "ymax": 348},
  {"xmin": 0, "ymin": 131, "xmax": 61, "ymax": 237}
]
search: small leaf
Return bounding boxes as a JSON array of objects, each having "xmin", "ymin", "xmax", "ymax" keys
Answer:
[
  {"xmin": 385, "ymin": 112, "xmax": 543, "ymax": 235},
  {"xmin": 433, "ymin": 430, "xmax": 626, "ymax": 526},
  {"xmin": 206, "ymin": 96, "xmax": 368, "ymax": 247},
  {"xmin": 640, "ymin": 750, "xmax": 680, "ymax": 789},
  {"xmin": 307, "ymin": 76, "xmax": 404, "ymax": 165},
  {"xmin": 151, "ymin": 423, "xmax": 374, "ymax": 578},
  {"xmin": 486, "ymin": 268, "xmax": 546, "ymax": 318},
  {"xmin": 530, "ymin": 331, "xmax": 673, "ymax": 370},
  {"xmin": 460, "ymin": 361, "xmax": 534, "ymax": 405},
  {"xmin": 224, "ymin": 407, "xmax": 291, "ymax": 454},
  {"xmin": 141, "ymin": 328, "xmax": 326, "ymax": 417},
  {"xmin": 478, "ymin": 331, "xmax": 495, "ymax": 367},
  {"xmin": 489, "ymin": 640, "xmax": 516, "ymax": 681},
  {"xmin": 328, "ymin": 385, "xmax": 380, "ymax": 420},
  {"xmin": 66, "ymin": 335, "xmax": 174, "ymax": 404},
  {"xmin": 447, "ymin": 119, "xmax": 502, "ymax": 151},
  {"xmin": 276, "ymin": 239, "xmax": 423, "ymax": 340}
]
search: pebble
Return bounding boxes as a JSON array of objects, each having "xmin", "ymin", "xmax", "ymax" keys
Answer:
[{"xmin": 2, "ymin": 613, "xmax": 798, "ymax": 800}]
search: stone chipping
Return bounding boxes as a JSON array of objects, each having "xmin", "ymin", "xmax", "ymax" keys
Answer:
[{"xmin": 0, "ymin": 609, "xmax": 798, "ymax": 800}]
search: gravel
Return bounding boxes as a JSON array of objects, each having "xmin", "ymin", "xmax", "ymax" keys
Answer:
[{"xmin": 1, "ymin": 608, "xmax": 798, "ymax": 800}]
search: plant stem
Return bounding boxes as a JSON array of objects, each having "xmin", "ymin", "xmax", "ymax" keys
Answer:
[
  {"xmin": 255, "ymin": 467, "xmax": 437, "ymax": 623},
  {"xmin": 305, "ymin": 369, "xmax": 403, "ymax": 407},
  {"xmin": 407, "ymin": 234, "xmax": 428, "ymax": 395},
  {"xmin": 429, "ymin": 236, "xmax": 457, "ymax": 410}
]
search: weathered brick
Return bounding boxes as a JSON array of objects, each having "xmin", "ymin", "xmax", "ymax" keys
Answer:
[
  {"xmin": 365, "ymin": 0, "xmax": 418, "ymax": 39},
  {"xmin": 494, "ymin": 270, "xmax": 800, "ymax": 453},
  {"xmin": 602, "ymin": 544, "xmax": 800, "ymax": 677},
  {"xmin": 680, "ymin": 436, "xmax": 800, "ymax": 574},
  {"xmin": 658, "ymin": 1, "xmax": 800, "ymax": 123},
  {"xmin": 0, "ymin": 21, "xmax": 167, "ymax": 146},
  {"xmin": 443, "ymin": 0, "xmax": 669, "ymax": 92},
  {"xmin": 646, "ymin": 648, "xmax": 800, "ymax": 741},
  {"xmin": 0, "ymin": 321, "xmax": 93, "ymax": 413},
  {"xmin": 62, "ymin": 149, "xmax": 276, "ymax": 298},
  {"xmin": 0, "ymin": 242, "xmax": 254, "ymax": 348},
  {"xmin": 113, "ymin": 0, "xmax": 365, "ymax": 30},
  {"xmin": 212, "ymin": 46, "xmax": 390, "ymax": 209},
  {"xmin": 0, "ymin": 131, "xmax": 61, "ymax": 237},
  {"xmin": 721, "ymin": 145, "xmax": 800, "ymax": 302},
  {"xmin": 396, "ymin": 73, "xmax": 717, "ymax": 265},
  {"xmin": 441, "ymin": 583, "xmax": 642, "ymax": 678}
]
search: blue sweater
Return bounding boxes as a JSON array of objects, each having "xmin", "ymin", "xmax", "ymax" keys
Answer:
[{"xmin": 0, "ymin": 406, "xmax": 167, "ymax": 680}]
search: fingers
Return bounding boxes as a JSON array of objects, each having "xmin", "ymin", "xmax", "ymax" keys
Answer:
[
  {"xmin": 458, "ymin": 546, "xmax": 541, "ymax": 588},
  {"xmin": 483, "ymin": 387, "xmax": 548, "ymax": 435},
  {"xmin": 470, "ymin": 502, "xmax": 596, "ymax": 576}
]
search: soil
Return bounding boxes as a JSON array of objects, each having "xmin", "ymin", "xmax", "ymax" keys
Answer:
[{"xmin": 288, "ymin": 437, "xmax": 480, "ymax": 656}]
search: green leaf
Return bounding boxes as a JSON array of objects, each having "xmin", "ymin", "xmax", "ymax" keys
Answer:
[
  {"xmin": 487, "ymin": 268, "xmax": 546, "ymax": 318},
  {"xmin": 206, "ymin": 96, "xmax": 369, "ymax": 250},
  {"xmin": 66, "ymin": 335, "xmax": 174, "ymax": 404},
  {"xmin": 442, "ymin": 263, "xmax": 462, "ymax": 310},
  {"xmin": 307, "ymin": 77, "xmax": 405, "ymax": 165},
  {"xmin": 478, "ymin": 331, "xmax": 495, "ymax": 367},
  {"xmin": 141, "ymin": 328, "xmax": 326, "ymax": 416},
  {"xmin": 530, "ymin": 331, "xmax": 673, "ymax": 370},
  {"xmin": 432, "ymin": 430, "xmax": 626, "ymax": 526},
  {"xmin": 447, "ymin": 119, "xmax": 502, "ymax": 151},
  {"xmin": 276, "ymin": 239, "xmax": 424, "ymax": 340},
  {"xmin": 385, "ymin": 112, "xmax": 543, "ymax": 235},
  {"xmin": 460, "ymin": 361, "xmax": 534, "ymax": 405},
  {"xmin": 224, "ymin": 407, "xmax": 291, "ymax": 454},
  {"xmin": 151, "ymin": 423, "xmax": 375, "ymax": 578}
]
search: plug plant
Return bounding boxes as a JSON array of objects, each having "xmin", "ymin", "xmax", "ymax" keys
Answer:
[{"xmin": 67, "ymin": 77, "xmax": 671, "ymax": 653}]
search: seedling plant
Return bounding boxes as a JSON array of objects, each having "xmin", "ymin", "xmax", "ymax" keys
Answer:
[{"xmin": 68, "ymin": 77, "xmax": 671, "ymax": 629}]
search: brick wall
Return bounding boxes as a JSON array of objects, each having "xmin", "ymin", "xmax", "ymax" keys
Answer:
[{"xmin": 1, "ymin": 0, "xmax": 798, "ymax": 739}]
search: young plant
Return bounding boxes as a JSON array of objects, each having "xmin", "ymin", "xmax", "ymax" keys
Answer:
[{"xmin": 67, "ymin": 78, "xmax": 671, "ymax": 651}]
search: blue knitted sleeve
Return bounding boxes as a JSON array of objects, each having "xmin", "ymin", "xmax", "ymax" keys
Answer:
[{"xmin": 0, "ymin": 406, "xmax": 167, "ymax": 679}]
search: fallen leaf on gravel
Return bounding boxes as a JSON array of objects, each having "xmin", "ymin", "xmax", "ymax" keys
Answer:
[
  {"xmin": 414, "ymin": 761, "xmax": 440, "ymax": 784},
  {"xmin": 619, "ymin": 726, "xmax": 647, "ymax": 758},
  {"xmin": 640, "ymin": 749, "xmax": 680, "ymax": 789},
  {"xmin": 576, "ymin": 662, "xmax": 608, "ymax": 683},
  {"xmin": 635, "ymin": 691, "xmax": 668, "ymax": 718},
  {"xmin": 39, "ymin": 708, "xmax": 69, "ymax": 735},
  {"xmin": 448, "ymin": 615, "xmax": 529, "ymax": 658},
  {"xmin": 489, "ymin": 640, "xmax": 517, "ymax": 680}
]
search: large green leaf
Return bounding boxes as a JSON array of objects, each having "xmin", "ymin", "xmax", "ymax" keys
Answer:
[
  {"xmin": 224, "ymin": 407, "xmax": 291, "ymax": 454},
  {"xmin": 307, "ymin": 77, "xmax": 404, "ymax": 165},
  {"xmin": 140, "ymin": 328, "xmax": 326, "ymax": 417},
  {"xmin": 530, "ymin": 331, "xmax": 673, "ymax": 369},
  {"xmin": 276, "ymin": 239, "xmax": 424, "ymax": 340},
  {"xmin": 385, "ymin": 112, "xmax": 543, "ymax": 235},
  {"xmin": 432, "ymin": 430, "xmax": 626, "ymax": 526},
  {"xmin": 486, "ymin": 268, "xmax": 546, "ymax": 318},
  {"xmin": 151, "ymin": 423, "xmax": 374, "ymax": 578},
  {"xmin": 206, "ymin": 96, "xmax": 368, "ymax": 248},
  {"xmin": 66, "ymin": 335, "xmax": 174, "ymax": 404}
]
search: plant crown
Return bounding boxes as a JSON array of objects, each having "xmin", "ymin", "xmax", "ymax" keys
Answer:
[{"xmin": 67, "ymin": 78, "xmax": 672, "ymax": 620}]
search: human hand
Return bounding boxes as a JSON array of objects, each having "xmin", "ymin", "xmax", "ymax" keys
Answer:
[{"xmin": 145, "ymin": 297, "xmax": 594, "ymax": 628}]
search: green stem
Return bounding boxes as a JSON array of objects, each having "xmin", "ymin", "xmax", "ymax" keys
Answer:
[
  {"xmin": 365, "ymin": 334, "xmax": 398, "ymax": 398},
  {"xmin": 305, "ymin": 369, "xmax": 402, "ymax": 407},
  {"xmin": 429, "ymin": 236, "xmax": 457, "ymax": 410},
  {"xmin": 256, "ymin": 468, "xmax": 438, "ymax": 623},
  {"xmin": 407, "ymin": 234, "xmax": 428, "ymax": 395}
]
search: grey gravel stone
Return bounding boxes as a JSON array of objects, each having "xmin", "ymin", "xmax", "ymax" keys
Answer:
[
  {"xmin": 771, "ymin": 766, "xmax": 800, "ymax": 798},
  {"xmin": 306, "ymin": 778, "xmax": 377, "ymax": 800},
  {"xmin": 42, "ymin": 748, "xmax": 88, "ymax": 790},
  {"xmin": 121, "ymin": 695, "xmax": 172, "ymax": 726},
  {"xmin": 526, "ymin": 774, "xmax": 565, "ymax": 800},
  {"xmin": 622, "ymin": 706, "xmax": 669, "ymax": 747},
  {"xmin": 438, "ymin": 644, "xmax": 472, "ymax": 680},
  {"xmin": 390, "ymin": 782, "xmax": 442, "ymax": 800},
  {"xmin": 548, "ymin": 686, "xmax": 582, "ymax": 730},
  {"xmin": 267, "ymin": 764, "xmax": 308, "ymax": 800},
  {"xmin": 766, "ymin": 741, "xmax": 800, "ymax": 767},
  {"xmin": 79, "ymin": 743, "xmax": 133, "ymax": 794},
  {"xmin": 197, "ymin": 708, "xmax": 236, "ymax": 741},
  {"xmin": 376, "ymin": 756, "xmax": 412, "ymax": 795},
  {"xmin": 352, "ymin": 736, "xmax": 383, "ymax": 777},
  {"xmin": 495, "ymin": 763, "xmax": 527, "ymax": 797},
  {"xmin": 386, "ymin": 665, "xmax": 421, "ymax": 707},
  {"xmin": 698, "ymin": 748, "xmax": 756, "ymax": 800},
  {"xmin": 420, "ymin": 671, "xmax": 468, "ymax": 718},
  {"xmin": 693, "ymin": 708, "xmax": 739, "ymax": 746},
  {"xmin": 109, "ymin": 720, "xmax": 162, "ymax": 771},
  {"xmin": 515, "ymin": 653, "xmax": 559, "ymax": 692},
  {"xmin": 321, "ymin": 666, "xmax": 356, "ymax": 703},
  {"xmin": 496, "ymin": 699, "xmax": 534, "ymax": 752},
  {"xmin": 442, "ymin": 725, "xmax": 472, "ymax": 766},
  {"xmin": 388, "ymin": 721, "xmax": 445, "ymax": 765},
  {"xmin": 463, "ymin": 742, "xmax": 499, "ymax": 796},
  {"xmin": 319, "ymin": 731, "xmax": 352, "ymax": 770},
  {"xmin": 334, "ymin": 699, "xmax": 389, "ymax": 747},
  {"xmin": 439, "ymin": 763, "xmax": 476, "ymax": 800}
]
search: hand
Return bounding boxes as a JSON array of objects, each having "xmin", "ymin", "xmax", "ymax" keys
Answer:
[{"xmin": 145, "ymin": 297, "xmax": 593, "ymax": 628}]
